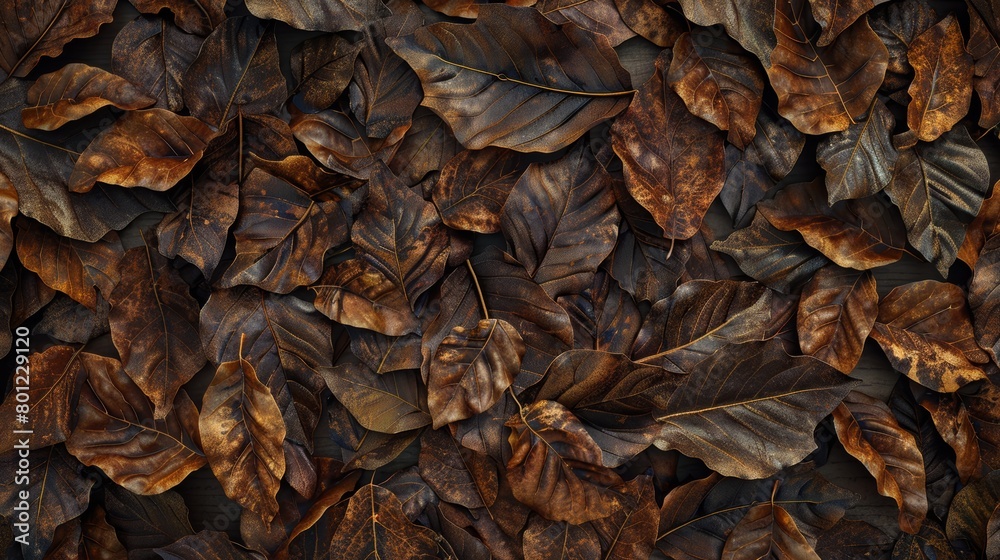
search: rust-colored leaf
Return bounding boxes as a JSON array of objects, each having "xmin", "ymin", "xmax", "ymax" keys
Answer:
[
  {"xmin": 592, "ymin": 475, "xmax": 658, "ymax": 559},
  {"xmin": 612, "ymin": 49, "xmax": 724, "ymax": 240},
  {"xmin": 290, "ymin": 105, "xmax": 404, "ymax": 180},
  {"xmin": 655, "ymin": 339, "xmax": 857, "ymax": 478},
  {"xmin": 614, "ymin": 0, "xmax": 682, "ymax": 47},
  {"xmin": 322, "ymin": 363, "xmax": 431, "ymax": 434},
  {"xmin": 80, "ymin": 505, "xmax": 127, "ymax": 559},
  {"xmin": 767, "ymin": 0, "xmax": 888, "ymax": 134},
  {"xmin": 797, "ymin": 265, "xmax": 878, "ymax": 374},
  {"xmin": 667, "ymin": 29, "xmax": 764, "ymax": 149},
  {"xmin": 429, "ymin": 318, "xmax": 524, "ymax": 428},
  {"xmin": 108, "ymin": 241, "xmax": 205, "ymax": 419},
  {"xmin": 832, "ymin": 390, "xmax": 927, "ymax": 534},
  {"xmin": 156, "ymin": 179, "xmax": 238, "ymax": 279},
  {"xmin": 388, "ymin": 4, "xmax": 633, "ymax": 152},
  {"xmin": 959, "ymin": 180, "xmax": 1000, "ymax": 269},
  {"xmin": 433, "ymin": 147, "xmax": 528, "ymax": 234},
  {"xmin": 907, "ymin": 15, "xmax": 974, "ymax": 142},
  {"xmin": 68, "ymin": 109, "xmax": 215, "ymax": 192},
  {"xmin": 0, "ymin": 346, "xmax": 86, "ymax": 453},
  {"xmin": 870, "ymin": 0, "xmax": 938, "ymax": 96},
  {"xmin": 65, "ymin": 353, "xmax": 205, "ymax": 495},
  {"xmin": 721, "ymin": 500, "xmax": 821, "ymax": 559},
  {"xmin": 200, "ymin": 341, "xmax": 286, "ymax": 522},
  {"xmin": 127, "ymin": 0, "xmax": 224, "ymax": 36},
  {"xmin": 328, "ymin": 484, "xmax": 440, "ymax": 559},
  {"xmin": 920, "ymin": 392, "xmax": 982, "ymax": 483},
  {"xmin": 111, "ymin": 15, "xmax": 203, "ymax": 112},
  {"xmin": 523, "ymin": 516, "xmax": 601, "ymax": 559},
  {"xmin": 505, "ymin": 399, "xmax": 624, "ymax": 524},
  {"xmin": 22, "ymin": 64, "xmax": 154, "ymax": 131},
  {"xmin": 535, "ymin": 0, "xmax": 636, "ymax": 46},
  {"xmin": 871, "ymin": 280, "xmax": 989, "ymax": 392},
  {"xmin": 757, "ymin": 179, "xmax": 907, "ymax": 270},
  {"xmin": 312, "ymin": 257, "xmax": 421, "ymax": 337}
]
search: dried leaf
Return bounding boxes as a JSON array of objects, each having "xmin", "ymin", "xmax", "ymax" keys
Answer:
[
  {"xmin": 969, "ymin": 2, "xmax": 1000, "ymax": 129},
  {"xmin": 907, "ymin": 15, "xmax": 974, "ymax": 142},
  {"xmin": 946, "ymin": 470, "xmax": 1000, "ymax": 556},
  {"xmin": 103, "ymin": 486, "xmax": 194, "ymax": 557},
  {"xmin": 797, "ymin": 265, "xmax": 878, "ymax": 374},
  {"xmin": 156, "ymin": 179, "xmax": 238, "ymax": 279},
  {"xmin": 22, "ymin": 64, "xmax": 154, "ymax": 131},
  {"xmin": 311, "ymin": 257, "xmax": 421, "ymax": 337},
  {"xmin": 869, "ymin": 0, "xmax": 937, "ymax": 95},
  {"xmin": 535, "ymin": 0, "xmax": 635, "ymax": 46},
  {"xmin": 720, "ymin": 501, "xmax": 821, "ymax": 559},
  {"xmin": 418, "ymin": 428, "xmax": 499, "ymax": 509},
  {"xmin": 290, "ymin": 34, "xmax": 360, "ymax": 113},
  {"xmin": 523, "ymin": 516, "xmax": 601, "ymax": 560},
  {"xmin": 612, "ymin": 49, "xmax": 724, "ymax": 240},
  {"xmin": 817, "ymin": 97, "xmax": 898, "ymax": 204},
  {"xmin": 388, "ymin": 4, "xmax": 633, "ymax": 152},
  {"xmin": 673, "ymin": 0, "xmax": 775, "ymax": 64},
  {"xmin": 970, "ymin": 235, "xmax": 1000, "ymax": 365},
  {"xmin": 432, "ymin": 146, "xmax": 528, "ymax": 234},
  {"xmin": 389, "ymin": 108, "xmax": 460, "ymax": 186},
  {"xmin": 322, "ymin": 363, "xmax": 431, "ymax": 434},
  {"xmin": 246, "ymin": 0, "xmax": 387, "ymax": 32},
  {"xmin": 112, "ymin": 15, "xmax": 203, "ymax": 112},
  {"xmin": 328, "ymin": 484, "xmax": 440, "ymax": 559},
  {"xmin": 154, "ymin": 530, "xmax": 259, "ymax": 559},
  {"xmin": 127, "ymin": 0, "xmax": 224, "ymax": 36}
]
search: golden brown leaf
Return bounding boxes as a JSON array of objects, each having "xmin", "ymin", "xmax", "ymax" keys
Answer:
[
  {"xmin": 328, "ymin": 484, "xmax": 440, "ymax": 559},
  {"xmin": 721, "ymin": 501, "xmax": 821, "ymax": 560},
  {"xmin": 920, "ymin": 392, "xmax": 982, "ymax": 483},
  {"xmin": 22, "ymin": 64, "xmax": 154, "ymax": 131},
  {"xmin": 108, "ymin": 241, "xmax": 205, "ymax": 419},
  {"xmin": 66, "ymin": 354, "xmax": 205, "ymax": 495},
  {"xmin": 871, "ymin": 280, "xmax": 988, "ymax": 392},
  {"xmin": 797, "ymin": 266, "xmax": 878, "ymax": 374},
  {"xmin": 523, "ymin": 516, "xmax": 601, "ymax": 560},
  {"xmin": 766, "ymin": 0, "xmax": 888, "ymax": 134},
  {"xmin": 907, "ymin": 15, "xmax": 974, "ymax": 142},
  {"xmin": 832, "ymin": 390, "xmax": 927, "ymax": 534},
  {"xmin": 311, "ymin": 258, "xmax": 421, "ymax": 337},
  {"xmin": 432, "ymin": 147, "xmax": 528, "ymax": 234},
  {"xmin": 0, "ymin": 346, "xmax": 86, "ymax": 453},
  {"xmin": 200, "ymin": 346, "xmax": 286, "ymax": 522},
  {"xmin": 959, "ymin": 180, "xmax": 1000, "ymax": 268}
]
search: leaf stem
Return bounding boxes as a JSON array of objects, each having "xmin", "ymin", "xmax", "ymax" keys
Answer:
[{"xmin": 465, "ymin": 260, "xmax": 489, "ymax": 321}]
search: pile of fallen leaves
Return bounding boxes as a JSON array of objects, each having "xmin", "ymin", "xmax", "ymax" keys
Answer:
[{"xmin": 1, "ymin": 0, "xmax": 1000, "ymax": 557}]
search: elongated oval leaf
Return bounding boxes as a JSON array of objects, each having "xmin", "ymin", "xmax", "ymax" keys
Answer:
[
  {"xmin": 388, "ymin": 4, "xmax": 633, "ymax": 152},
  {"xmin": 0, "ymin": 346, "xmax": 86, "ymax": 453},
  {"xmin": 907, "ymin": 15, "xmax": 974, "ymax": 142},
  {"xmin": 22, "ymin": 63, "xmax": 154, "ymax": 131},
  {"xmin": 721, "ymin": 503, "xmax": 821, "ymax": 560},
  {"xmin": 797, "ymin": 266, "xmax": 878, "ymax": 374}
]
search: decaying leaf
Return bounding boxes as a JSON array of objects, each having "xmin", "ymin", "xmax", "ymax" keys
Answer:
[
  {"xmin": 906, "ymin": 15, "xmax": 974, "ymax": 142},
  {"xmin": 22, "ymin": 63, "xmax": 155, "ymax": 131},
  {"xmin": 797, "ymin": 266, "xmax": 878, "ymax": 374}
]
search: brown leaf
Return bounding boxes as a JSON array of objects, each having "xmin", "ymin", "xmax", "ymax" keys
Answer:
[
  {"xmin": 612, "ymin": 49, "xmax": 724, "ymax": 240},
  {"xmin": 429, "ymin": 318, "xmax": 524, "ymax": 428},
  {"xmin": 103, "ymin": 486, "xmax": 194, "ymax": 557},
  {"xmin": 969, "ymin": 2, "xmax": 1000, "ymax": 129},
  {"xmin": 200, "ymin": 342, "xmax": 286, "ymax": 522},
  {"xmin": 0, "ymin": 346, "xmax": 86, "ymax": 453},
  {"xmin": 68, "ymin": 109, "xmax": 215, "ymax": 192},
  {"xmin": 885, "ymin": 126, "xmax": 991, "ymax": 276},
  {"xmin": 80, "ymin": 505, "xmax": 127, "ymax": 559},
  {"xmin": 290, "ymin": 34, "xmax": 360, "ymax": 113},
  {"xmin": 946, "ymin": 469, "xmax": 1000, "ymax": 556},
  {"xmin": 832, "ymin": 390, "xmax": 927, "ymax": 533},
  {"xmin": 871, "ymin": 280, "xmax": 988, "ymax": 392},
  {"xmin": 111, "ymin": 15, "xmax": 203, "ymax": 113},
  {"xmin": 349, "ymin": 329, "xmax": 422, "ymax": 374},
  {"xmin": 433, "ymin": 147, "xmax": 528, "ymax": 234},
  {"xmin": 0, "ymin": 79, "xmax": 174, "ymax": 242},
  {"xmin": 523, "ymin": 516, "xmax": 601, "ymax": 560},
  {"xmin": 919, "ymin": 392, "xmax": 982, "ymax": 483},
  {"xmin": 348, "ymin": 0, "xmax": 424, "ymax": 139},
  {"xmin": 721, "ymin": 500, "xmax": 821, "ymax": 559},
  {"xmin": 809, "ymin": 0, "xmax": 889, "ymax": 46},
  {"xmin": 22, "ymin": 64, "xmax": 154, "ymax": 131},
  {"xmin": 614, "ymin": 0, "xmax": 682, "ymax": 47},
  {"xmin": 591, "ymin": 476, "xmax": 658, "ymax": 559},
  {"xmin": 767, "ymin": 0, "xmax": 888, "ymax": 134},
  {"xmin": 218, "ymin": 168, "xmax": 347, "ymax": 293},
  {"xmin": 535, "ymin": 350, "xmax": 675, "ymax": 466},
  {"xmin": 632, "ymin": 279, "xmax": 794, "ymax": 373},
  {"xmin": 154, "ymin": 530, "xmax": 258, "ymax": 559},
  {"xmin": 721, "ymin": 145, "xmax": 775, "ymax": 227},
  {"xmin": 128, "ymin": 0, "xmax": 224, "ymax": 36},
  {"xmin": 311, "ymin": 257, "xmax": 421, "ymax": 337},
  {"xmin": 711, "ymin": 212, "xmax": 830, "ymax": 293},
  {"xmin": 322, "ymin": 363, "xmax": 431, "ymax": 434},
  {"xmin": 501, "ymin": 141, "xmax": 619, "ymax": 300},
  {"xmin": 655, "ymin": 339, "xmax": 857, "ymax": 478},
  {"xmin": 389, "ymin": 108, "xmax": 460, "ymax": 187},
  {"xmin": 0, "ymin": 445, "xmax": 95, "ymax": 559},
  {"xmin": 0, "ymin": 0, "xmax": 116, "ymax": 80},
  {"xmin": 667, "ymin": 29, "xmax": 764, "ymax": 149},
  {"xmin": 109, "ymin": 241, "xmax": 205, "ymax": 419},
  {"xmin": 817, "ymin": 97, "xmax": 899, "ymax": 204},
  {"xmin": 557, "ymin": 268, "xmax": 642, "ymax": 353},
  {"xmin": 757, "ymin": 179, "xmax": 907, "ymax": 270},
  {"xmin": 505, "ymin": 399, "xmax": 624, "ymax": 524},
  {"xmin": 673, "ymin": 0, "xmax": 775, "ymax": 64},
  {"xmin": 328, "ymin": 484, "xmax": 440, "ymax": 559},
  {"xmin": 198, "ymin": 112, "xmax": 297, "ymax": 187},
  {"xmin": 869, "ymin": 0, "xmax": 938, "ymax": 96},
  {"xmin": 182, "ymin": 16, "xmax": 285, "ymax": 131},
  {"xmin": 959, "ymin": 180, "xmax": 1000, "ymax": 268},
  {"xmin": 535, "ymin": 0, "xmax": 636, "ymax": 46},
  {"xmin": 797, "ymin": 265, "xmax": 878, "ymax": 374},
  {"xmin": 906, "ymin": 15, "xmax": 974, "ymax": 142},
  {"xmin": 290, "ymin": 105, "xmax": 404, "ymax": 180},
  {"xmin": 958, "ymin": 382, "xmax": 1000, "ymax": 470},
  {"xmin": 893, "ymin": 519, "xmax": 959, "ymax": 560},
  {"xmin": 814, "ymin": 519, "xmax": 894, "ymax": 560},
  {"xmin": 970, "ymin": 235, "xmax": 1000, "ymax": 365},
  {"xmin": 246, "ymin": 0, "xmax": 387, "ymax": 32},
  {"xmin": 419, "ymin": 428, "xmax": 499, "ymax": 509},
  {"xmin": 65, "ymin": 353, "xmax": 205, "ymax": 495},
  {"xmin": 388, "ymin": 4, "xmax": 633, "ymax": 152},
  {"xmin": 989, "ymin": 504, "xmax": 1000, "ymax": 559},
  {"xmin": 156, "ymin": 179, "xmax": 238, "ymax": 279}
]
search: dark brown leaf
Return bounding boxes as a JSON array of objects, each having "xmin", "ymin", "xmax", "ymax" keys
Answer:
[
  {"xmin": 557, "ymin": 267, "xmax": 642, "ymax": 353},
  {"xmin": 501, "ymin": 142, "xmax": 619, "ymax": 300},
  {"xmin": 290, "ymin": 105, "xmax": 404, "ymax": 180},
  {"xmin": 970, "ymin": 235, "xmax": 1000, "ymax": 365},
  {"xmin": 200, "ymin": 345, "xmax": 286, "ymax": 522},
  {"xmin": 322, "ymin": 363, "xmax": 431, "ymax": 434},
  {"xmin": 885, "ymin": 125, "xmax": 991, "ymax": 276},
  {"xmin": 103, "ymin": 486, "xmax": 194, "ymax": 558},
  {"xmin": 290, "ymin": 34, "xmax": 360, "ymax": 113},
  {"xmin": 673, "ymin": 0, "xmax": 775, "ymax": 64},
  {"xmin": 969, "ymin": 2, "xmax": 1000, "ymax": 129},
  {"xmin": 720, "ymin": 501, "xmax": 821, "ymax": 559},
  {"xmin": 418, "ymin": 428, "xmax": 499, "ymax": 509},
  {"xmin": 432, "ymin": 146, "xmax": 528, "ymax": 234},
  {"xmin": 311, "ymin": 257, "xmax": 421, "ymax": 337},
  {"xmin": 429, "ymin": 318, "xmax": 524, "ymax": 428},
  {"xmin": 0, "ymin": 0, "xmax": 116, "ymax": 80},
  {"xmin": 66, "ymin": 353, "xmax": 204, "ymax": 495},
  {"xmin": 809, "ymin": 0, "xmax": 888, "ymax": 46},
  {"xmin": 797, "ymin": 265, "xmax": 878, "ymax": 374},
  {"xmin": 632, "ymin": 279, "xmax": 795, "ymax": 374},
  {"xmin": 389, "ymin": 108, "xmax": 460, "ymax": 187},
  {"xmin": 523, "ymin": 516, "xmax": 601, "ymax": 560},
  {"xmin": 16, "ymin": 220, "xmax": 121, "ymax": 311},
  {"xmin": 832, "ymin": 390, "xmax": 927, "ymax": 534},
  {"xmin": 349, "ymin": 329, "xmax": 422, "ymax": 374},
  {"xmin": 946, "ymin": 469, "xmax": 1000, "ymax": 556},
  {"xmin": 535, "ymin": 0, "xmax": 635, "ymax": 46},
  {"xmin": 0, "ymin": 346, "xmax": 86, "ymax": 453},
  {"xmin": 767, "ymin": 0, "xmax": 888, "ymax": 134},
  {"xmin": 246, "ymin": 0, "xmax": 387, "ymax": 32},
  {"xmin": 154, "ymin": 530, "xmax": 258, "ymax": 560},
  {"xmin": 505, "ymin": 399, "xmax": 624, "ymax": 524},
  {"xmin": 109, "ymin": 241, "xmax": 205, "ymax": 419},
  {"xmin": 22, "ymin": 64, "xmax": 154, "ymax": 131},
  {"xmin": 869, "ymin": 0, "xmax": 937, "ymax": 96},
  {"xmin": 328, "ymin": 484, "xmax": 440, "ymax": 559},
  {"xmin": 919, "ymin": 392, "xmax": 982, "ymax": 483},
  {"xmin": 111, "ymin": 15, "xmax": 203, "ymax": 113},
  {"xmin": 871, "ymin": 280, "xmax": 989, "ymax": 392},
  {"xmin": 388, "ymin": 4, "xmax": 633, "ymax": 152},
  {"xmin": 80, "ymin": 505, "xmax": 127, "ymax": 559},
  {"xmin": 757, "ymin": 179, "xmax": 907, "ymax": 270},
  {"xmin": 156, "ymin": 179, "xmax": 238, "ymax": 279},
  {"xmin": 907, "ymin": 15, "xmax": 974, "ymax": 142},
  {"xmin": 614, "ymin": 0, "xmax": 682, "ymax": 47},
  {"xmin": 592, "ymin": 475, "xmax": 657, "ymax": 559},
  {"xmin": 127, "ymin": 0, "xmax": 224, "ymax": 36},
  {"xmin": 667, "ymin": 28, "xmax": 764, "ymax": 148},
  {"xmin": 68, "ymin": 109, "xmax": 215, "ymax": 193},
  {"xmin": 817, "ymin": 97, "xmax": 899, "ymax": 204},
  {"xmin": 959, "ymin": 180, "xmax": 1000, "ymax": 268},
  {"xmin": 958, "ymin": 382, "xmax": 1000, "ymax": 470},
  {"xmin": 814, "ymin": 519, "xmax": 893, "ymax": 560},
  {"xmin": 612, "ymin": 49, "xmax": 724, "ymax": 240},
  {"xmin": 655, "ymin": 339, "xmax": 857, "ymax": 478},
  {"xmin": 182, "ymin": 16, "xmax": 285, "ymax": 131}
]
